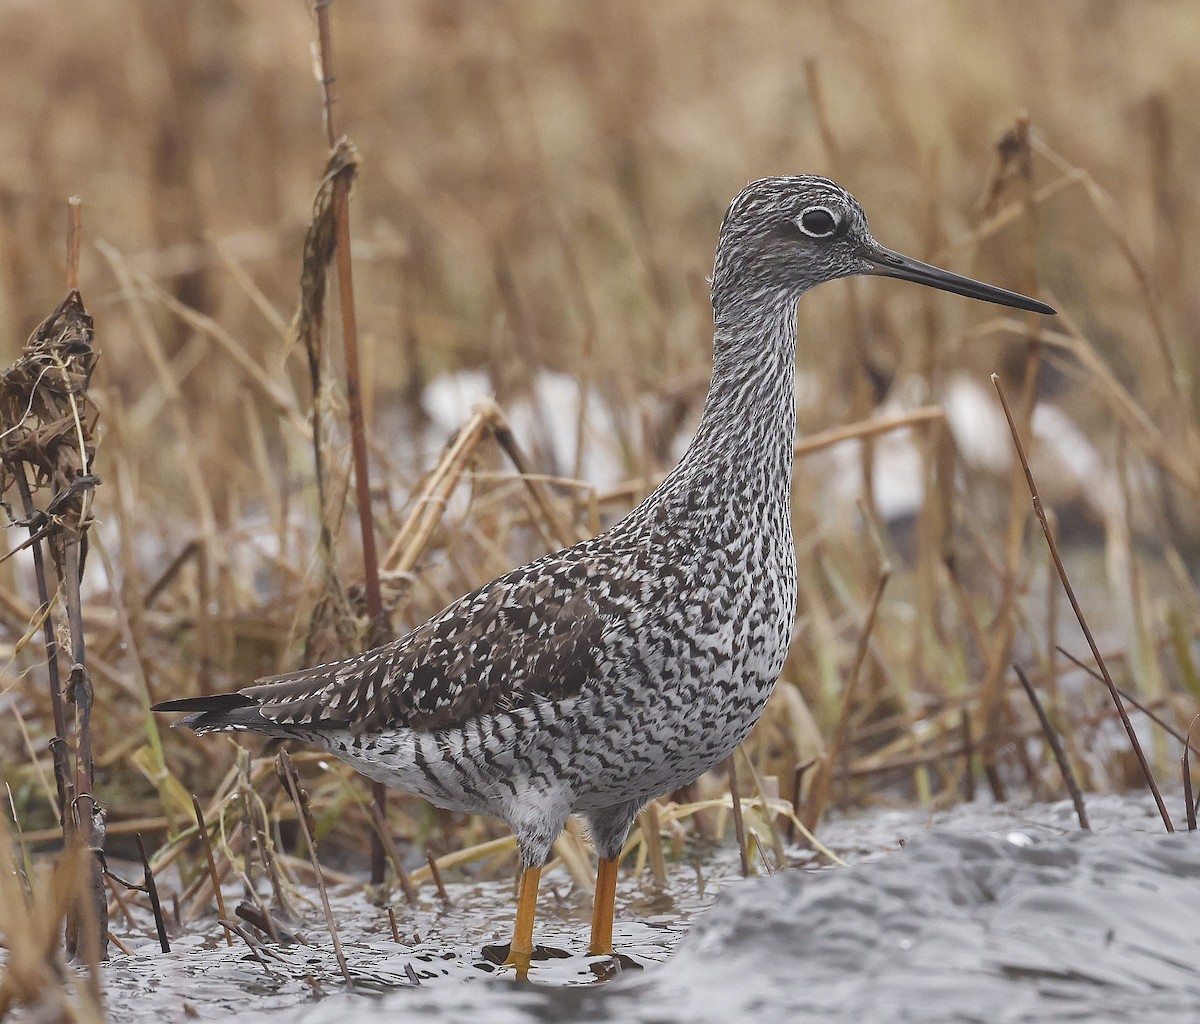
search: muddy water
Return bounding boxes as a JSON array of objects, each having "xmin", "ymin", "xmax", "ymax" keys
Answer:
[{"xmin": 96, "ymin": 795, "xmax": 1199, "ymax": 1024}]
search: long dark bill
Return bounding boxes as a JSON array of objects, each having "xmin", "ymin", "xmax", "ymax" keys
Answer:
[{"xmin": 862, "ymin": 243, "xmax": 1056, "ymax": 315}]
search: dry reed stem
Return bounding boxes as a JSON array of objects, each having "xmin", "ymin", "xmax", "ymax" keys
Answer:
[
  {"xmin": 976, "ymin": 115, "xmax": 1041, "ymax": 799},
  {"xmin": 425, "ymin": 852, "xmax": 451, "ymax": 904},
  {"xmin": 62, "ymin": 540, "xmax": 103, "ymax": 963},
  {"xmin": 724, "ymin": 754, "xmax": 751, "ymax": 878},
  {"xmin": 792, "ymin": 406, "xmax": 946, "ymax": 458},
  {"xmin": 1183, "ymin": 716, "xmax": 1198, "ymax": 832},
  {"xmin": 958, "ymin": 710, "xmax": 976, "ymax": 801},
  {"xmin": 134, "ymin": 832, "xmax": 170, "ymax": 952},
  {"xmin": 309, "ymin": 0, "xmax": 384, "ymax": 634},
  {"xmin": 301, "ymin": 9, "xmax": 385, "ymax": 876},
  {"xmin": 637, "ymin": 800, "xmax": 668, "ymax": 889},
  {"xmin": 1013, "ymin": 664, "xmax": 1089, "ymax": 830},
  {"xmin": 800, "ymin": 564, "xmax": 891, "ymax": 836},
  {"xmin": 552, "ymin": 825, "xmax": 597, "ymax": 893},
  {"xmin": 11, "ymin": 473, "xmax": 70, "ymax": 822},
  {"xmin": 182, "ymin": 824, "xmax": 242, "ymax": 926},
  {"xmin": 326, "ymin": 154, "xmax": 383, "ymax": 631},
  {"xmin": 65, "ymin": 198, "xmax": 81, "ymax": 293},
  {"xmin": 382, "ymin": 405, "xmax": 494, "ymax": 573},
  {"xmin": 364, "ymin": 794, "xmax": 418, "ymax": 906},
  {"xmin": 106, "ymin": 931, "xmax": 132, "ymax": 957},
  {"xmin": 277, "ymin": 750, "xmax": 351, "ymax": 985},
  {"xmin": 191, "ymin": 794, "xmax": 233, "ymax": 945},
  {"xmin": 784, "ymin": 760, "xmax": 814, "ymax": 843},
  {"xmin": 489, "ymin": 414, "xmax": 578, "ymax": 549},
  {"xmin": 1055, "ymin": 645, "xmax": 1200, "ymax": 759},
  {"xmin": 992, "ymin": 373, "xmax": 1173, "ymax": 831},
  {"xmin": 1043, "ymin": 508, "xmax": 1062, "ymax": 729},
  {"xmin": 737, "ymin": 749, "xmax": 786, "ymax": 867}
]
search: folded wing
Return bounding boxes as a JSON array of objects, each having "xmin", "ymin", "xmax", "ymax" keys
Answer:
[{"xmin": 232, "ymin": 549, "xmax": 632, "ymax": 734}]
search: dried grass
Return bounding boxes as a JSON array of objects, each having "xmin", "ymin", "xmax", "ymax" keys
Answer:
[{"xmin": 0, "ymin": 0, "xmax": 1199, "ymax": 986}]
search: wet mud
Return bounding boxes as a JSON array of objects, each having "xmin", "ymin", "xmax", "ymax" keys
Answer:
[{"xmin": 91, "ymin": 795, "xmax": 1198, "ymax": 1024}]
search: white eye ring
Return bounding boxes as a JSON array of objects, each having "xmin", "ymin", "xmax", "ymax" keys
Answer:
[{"xmin": 796, "ymin": 206, "xmax": 839, "ymax": 238}]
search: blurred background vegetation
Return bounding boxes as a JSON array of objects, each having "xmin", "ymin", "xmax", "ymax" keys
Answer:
[{"xmin": 2, "ymin": 0, "xmax": 1199, "ymax": 878}]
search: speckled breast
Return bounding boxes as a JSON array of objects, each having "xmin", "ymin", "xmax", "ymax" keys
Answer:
[{"xmin": 565, "ymin": 535, "xmax": 798, "ymax": 811}]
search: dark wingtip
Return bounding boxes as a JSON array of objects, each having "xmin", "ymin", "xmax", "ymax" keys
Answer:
[
  {"xmin": 152, "ymin": 692, "xmax": 284, "ymax": 736},
  {"xmin": 151, "ymin": 693, "xmax": 255, "ymax": 714}
]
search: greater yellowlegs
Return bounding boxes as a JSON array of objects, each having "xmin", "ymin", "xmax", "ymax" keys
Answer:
[{"xmin": 155, "ymin": 176, "xmax": 1054, "ymax": 973}]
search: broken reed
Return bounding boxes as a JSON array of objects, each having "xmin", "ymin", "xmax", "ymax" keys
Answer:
[{"xmin": 0, "ymin": 286, "xmax": 106, "ymax": 961}]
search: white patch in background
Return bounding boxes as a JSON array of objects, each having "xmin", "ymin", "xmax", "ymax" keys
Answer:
[
  {"xmin": 63, "ymin": 507, "xmax": 314, "ymax": 607},
  {"xmin": 54, "ymin": 370, "xmax": 1143, "ymax": 618},
  {"xmin": 942, "ymin": 374, "xmax": 1013, "ymax": 474},
  {"xmin": 421, "ymin": 368, "xmax": 639, "ymax": 490},
  {"xmin": 790, "ymin": 372, "xmax": 1144, "ymax": 533}
]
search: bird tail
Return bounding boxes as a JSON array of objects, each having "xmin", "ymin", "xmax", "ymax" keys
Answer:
[{"xmin": 151, "ymin": 693, "xmax": 276, "ymax": 735}]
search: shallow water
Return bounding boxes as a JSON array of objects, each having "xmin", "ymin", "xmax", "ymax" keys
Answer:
[{"xmin": 94, "ymin": 794, "xmax": 1198, "ymax": 1024}]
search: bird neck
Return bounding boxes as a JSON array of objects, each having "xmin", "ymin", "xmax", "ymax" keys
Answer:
[
  {"xmin": 640, "ymin": 292, "xmax": 799, "ymax": 534},
  {"xmin": 696, "ymin": 293, "xmax": 798, "ymax": 455}
]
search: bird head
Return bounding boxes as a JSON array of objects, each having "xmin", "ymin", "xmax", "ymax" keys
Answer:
[{"xmin": 711, "ymin": 175, "xmax": 1054, "ymax": 320}]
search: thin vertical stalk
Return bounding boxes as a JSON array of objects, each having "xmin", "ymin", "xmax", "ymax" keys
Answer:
[
  {"xmin": 800, "ymin": 567, "xmax": 890, "ymax": 835},
  {"xmin": 134, "ymin": 833, "xmax": 170, "ymax": 953},
  {"xmin": 14, "ymin": 472, "xmax": 70, "ymax": 824},
  {"xmin": 977, "ymin": 115, "xmax": 1041, "ymax": 795},
  {"xmin": 311, "ymin": 0, "xmax": 381, "ymax": 629},
  {"xmin": 1013, "ymin": 664, "xmax": 1088, "ymax": 829},
  {"xmin": 993, "ymin": 374, "xmax": 1172, "ymax": 832},
  {"xmin": 312, "ymin": 0, "xmax": 388, "ymax": 883},
  {"xmin": 278, "ymin": 750, "xmax": 352, "ymax": 985},
  {"xmin": 725, "ymin": 754, "xmax": 751, "ymax": 878},
  {"xmin": 191, "ymin": 795, "xmax": 233, "ymax": 945}
]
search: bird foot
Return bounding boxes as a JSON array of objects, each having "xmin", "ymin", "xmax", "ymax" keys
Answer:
[
  {"xmin": 585, "ymin": 950, "xmax": 643, "ymax": 980},
  {"xmin": 480, "ymin": 942, "xmax": 571, "ymax": 976}
]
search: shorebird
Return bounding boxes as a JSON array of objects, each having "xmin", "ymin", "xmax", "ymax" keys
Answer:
[{"xmin": 155, "ymin": 176, "xmax": 1054, "ymax": 974}]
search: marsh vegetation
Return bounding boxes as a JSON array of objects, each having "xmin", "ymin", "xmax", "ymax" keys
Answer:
[{"xmin": 2, "ymin": 2, "xmax": 1199, "ymax": 1019}]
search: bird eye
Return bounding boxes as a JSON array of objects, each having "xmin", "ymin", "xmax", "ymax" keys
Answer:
[{"xmin": 798, "ymin": 207, "xmax": 838, "ymax": 238}]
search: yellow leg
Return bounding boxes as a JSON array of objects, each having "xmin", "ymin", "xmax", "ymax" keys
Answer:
[
  {"xmin": 504, "ymin": 865, "xmax": 542, "ymax": 976},
  {"xmin": 587, "ymin": 856, "xmax": 619, "ymax": 956}
]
